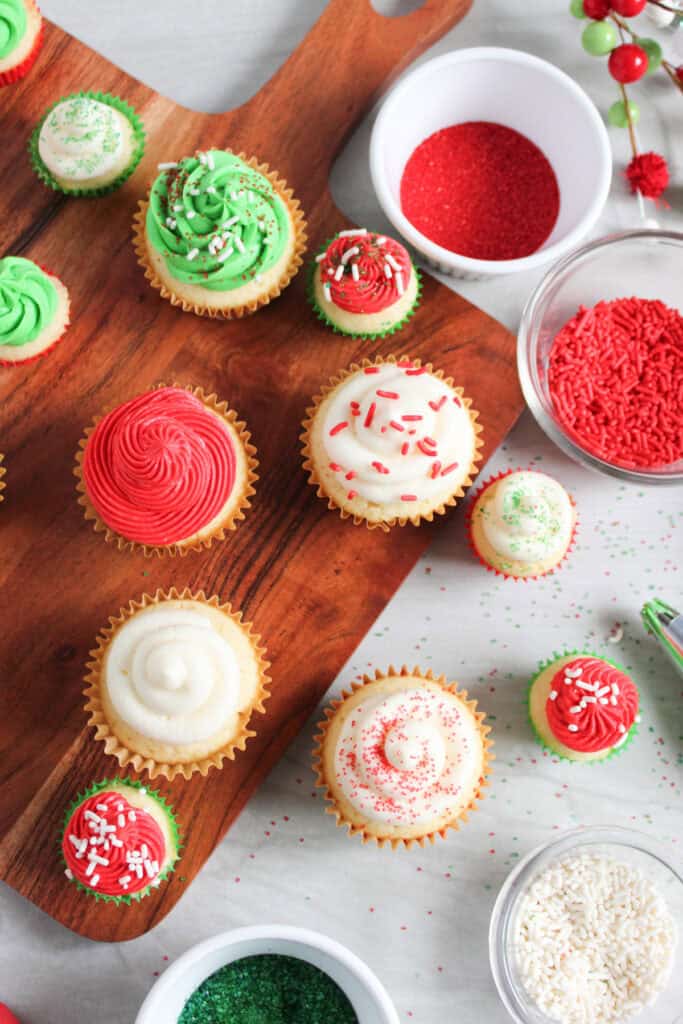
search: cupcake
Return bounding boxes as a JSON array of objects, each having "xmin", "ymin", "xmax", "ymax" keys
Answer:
[
  {"xmin": 302, "ymin": 355, "xmax": 483, "ymax": 531},
  {"xmin": 133, "ymin": 149, "xmax": 307, "ymax": 318},
  {"xmin": 74, "ymin": 384, "xmax": 257, "ymax": 556},
  {"xmin": 60, "ymin": 778, "xmax": 180, "ymax": 903},
  {"xmin": 310, "ymin": 228, "xmax": 421, "ymax": 338},
  {"xmin": 314, "ymin": 666, "xmax": 492, "ymax": 848},
  {"xmin": 468, "ymin": 469, "xmax": 577, "ymax": 580},
  {"xmin": 83, "ymin": 589, "xmax": 270, "ymax": 780},
  {"xmin": 0, "ymin": 0, "xmax": 43, "ymax": 88},
  {"xmin": 0, "ymin": 256, "xmax": 70, "ymax": 364},
  {"xmin": 30, "ymin": 91, "xmax": 145, "ymax": 195},
  {"xmin": 528, "ymin": 653, "xmax": 640, "ymax": 763}
]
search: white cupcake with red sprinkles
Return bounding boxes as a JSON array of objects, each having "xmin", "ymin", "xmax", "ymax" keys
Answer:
[
  {"xmin": 302, "ymin": 355, "xmax": 483, "ymax": 530},
  {"xmin": 310, "ymin": 228, "xmax": 421, "ymax": 338},
  {"xmin": 314, "ymin": 666, "xmax": 492, "ymax": 848}
]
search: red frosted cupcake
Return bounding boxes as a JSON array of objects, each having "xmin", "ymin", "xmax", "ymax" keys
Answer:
[
  {"xmin": 310, "ymin": 228, "xmax": 421, "ymax": 338},
  {"xmin": 0, "ymin": 0, "xmax": 43, "ymax": 88},
  {"xmin": 74, "ymin": 384, "xmax": 258, "ymax": 556}
]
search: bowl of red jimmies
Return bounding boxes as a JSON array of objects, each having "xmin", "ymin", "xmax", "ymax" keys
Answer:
[{"xmin": 370, "ymin": 47, "xmax": 611, "ymax": 280}]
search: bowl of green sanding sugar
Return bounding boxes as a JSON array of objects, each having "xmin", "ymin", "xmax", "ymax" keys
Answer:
[{"xmin": 135, "ymin": 925, "xmax": 399, "ymax": 1024}]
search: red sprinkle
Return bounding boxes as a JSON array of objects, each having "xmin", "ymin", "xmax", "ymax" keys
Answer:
[
  {"xmin": 405, "ymin": 367, "xmax": 427, "ymax": 376},
  {"xmin": 329, "ymin": 462, "xmax": 343, "ymax": 472},
  {"xmin": 345, "ymin": 470, "xmax": 356, "ymax": 480},
  {"xmin": 452, "ymin": 395, "xmax": 461, "ymax": 407},
  {"xmin": 424, "ymin": 436, "xmax": 437, "ymax": 447},
  {"xmin": 364, "ymin": 402, "xmax": 377, "ymax": 428},
  {"xmin": 400, "ymin": 122, "xmax": 559, "ymax": 261},
  {"xmin": 401, "ymin": 442, "xmax": 410, "ymax": 455},
  {"xmin": 401, "ymin": 414, "xmax": 422, "ymax": 422},
  {"xmin": 389, "ymin": 420, "xmax": 405, "ymax": 432},
  {"xmin": 417, "ymin": 440, "xmax": 437, "ymax": 456},
  {"xmin": 441, "ymin": 462, "xmax": 459, "ymax": 476},
  {"xmin": 430, "ymin": 461, "xmax": 442, "ymax": 479},
  {"xmin": 329, "ymin": 421, "xmax": 348, "ymax": 436},
  {"xmin": 364, "ymin": 366, "xmax": 380, "ymax": 374},
  {"xmin": 401, "ymin": 494, "xmax": 418, "ymax": 501},
  {"xmin": 548, "ymin": 296, "xmax": 683, "ymax": 469},
  {"xmin": 397, "ymin": 358, "xmax": 413, "ymax": 367},
  {"xmin": 371, "ymin": 461, "xmax": 390, "ymax": 474},
  {"xmin": 347, "ymin": 490, "xmax": 358, "ymax": 500},
  {"xmin": 428, "ymin": 396, "xmax": 447, "ymax": 412},
  {"xmin": 376, "ymin": 390, "xmax": 400, "ymax": 399}
]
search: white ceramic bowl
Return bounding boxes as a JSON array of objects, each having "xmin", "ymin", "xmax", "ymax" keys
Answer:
[
  {"xmin": 370, "ymin": 47, "xmax": 612, "ymax": 280},
  {"xmin": 135, "ymin": 925, "xmax": 400, "ymax": 1024}
]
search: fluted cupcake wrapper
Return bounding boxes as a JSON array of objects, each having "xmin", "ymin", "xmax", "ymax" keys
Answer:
[
  {"xmin": 59, "ymin": 777, "xmax": 181, "ymax": 904},
  {"xmin": 307, "ymin": 235, "xmax": 423, "ymax": 340},
  {"xmin": 0, "ymin": 453, "xmax": 5, "ymax": 502},
  {"xmin": 29, "ymin": 90, "xmax": 146, "ymax": 196},
  {"xmin": 0, "ymin": 7, "xmax": 44, "ymax": 88},
  {"xmin": 301, "ymin": 354, "xmax": 484, "ymax": 532},
  {"xmin": 73, "ymin": 382, "xmax": 258, "ymax": 558},
  {"xmin": 465, "ymin": 467, "xmax": 579, "ymax": 581},
  {"xmin": 83, "ymin": 588, "xmax": 271, "ymax": 782},
  {"xmin": 132, "ymin": 150, "xmax": 307, "ymax": 319},
  {"xmin": 526, "ymin": 649, "xmax": 640, "ymax": 764},
  {"xmin": 0, "ymin": 265, "xmax": 71, "ymax": 366},
  {"xmin": 313, "ymin": 665, "xmax": 494, "ymax": 850}
]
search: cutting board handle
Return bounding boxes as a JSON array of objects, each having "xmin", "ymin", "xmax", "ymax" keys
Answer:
[{"xmin": 239, "ymin": 0, "xmax": 472, "ymax": 200}]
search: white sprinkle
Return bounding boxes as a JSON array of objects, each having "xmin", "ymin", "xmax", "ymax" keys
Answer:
[
  {"xmin": 117, "ymin": 814, "xmax": 125, "ymax": 828},
  {"xmin": 337, "ymin": 228, "xmax": 367, "ymax": 238},
  {"xmin": 612, "ymin": 683, "xmax": 620, "ymax": 695},
  {"xmin": 596, "ymin": 685, "xmax": 610, "ymax": 698},
  {"xmin": 599, "ymin": 697, "xmax": 609, "ymax": 704},
  {"xmin": 186, "ymin": 248, "xmax": 199, "ymax": 261},
  {"xmin": 230, "ymin": 190, "xmax": 238, "ymax": 200},
  {"xmin": 395, "ymin": 271, "xmax": 404, "ymax": 296},
  {"xmin": 315, "ymin": 252, "xmax": 326, "ymax": 263},
  {"xmin": 385, "ymin": 253, "xmax": 401, "ymax": 272},
  {"xmin": 567, "ymin": 724, "xmax": 579, "ymax": 732},
  {"xmin": 64, "ymin": 868, "xmax": 73, "ymax": 880},
  {"xmin": 234, "ymin": 236, "xmax": 246, "ymax": 254},
  {"xmin": 635, "ymin": 714, "xmax": 641, "ymax": 723},
  {"xmin": 110, "ymin": 836, "xmax": 123, "ymax": 848},
  {"xmin": 186, "ymin": 210, "xmax": 196, "ymax": 220},
  {"xmin": 217, "ymin": 246, "xmax": 234, "ymax": 263},
  {"xmin": 173, "ymin": 204, "xmax": 182, "ymax": 212},
  {"xmin": 128, "ymin": 810, "xmax": 137, "ymax": 821},
  {"xmin": 199, "ymin": 152, "xmax": 207, "ymax": 164},
  {"xmin": 157, "ymin": 162, "xmax": 177, "ymax": 170},
  {"xmin": 583, "ymin": 694, "xmax": 597, "ymax": 704},
  {"xmin": 207, "ymin": 152, "xmax": 215, "ymax": 170},
  {"xmin": 565, "ymin": 666, "xmax": 583, "ymax": 679},
  {"xmin": 576, "ymin": 680, "xmax": 597, "ymax": 693},
  {"xmin": 119, "ymin": 875, "xmax": 131, "ymax": 889},
  {"xmin": 334, "ymin": 263, "xmax": 345, "ymax": 281},
  {"xmin": 248, "ymin": 190, "xmax": 255, "ymax": 201},
  {"xmin": 326, "ymin": 267, "xmax": 334, "ymax": 276},
  {"xmin": 323, "ymin": 283, "xmax": 332, "ymax": 303},
  {"xmin": 116, "ymin": 803, "xmax": 124, "ymax": 811},
  {"xmin": 87, "ymin": 852, "xmax": 109, "ymax": 867},
  {"xmin": 85, "ymin": 859, "xmax": 97, "ymax": 877},
  {"xmin": 223, "ymin": 216, "xmax": 239, "ymax": 228},
  {"xmin": 376, "ymin": 236, "xmax": 386, "ymax": 245},
  {"xmin": 549, "ymin": 690, "xmax": 558, "ymax": 701},
  {"xmin": 255, "ymin": 273, "xmax": 262, "ymax": 282},
  {"xmin": 141, "ymin": 844, "xmax": 149, "ymax": 859},
  {"xmin": 569, "ymin": 705, "xmax": 582, "ymax": 714},
  {"xmin": 618, "ymin": 723, "xmax": 626, "ymax": 733},
  {"xmin": 383, "ymin": 263, "xmax": 393, "ymax": 279},
  {"xmin": 206, "ymin": 185, "xmax": 217, "ymax": 194},
  {"xmin": 341, "ymin": 246, "xmax": 359, "ymax": 265},
  {"xmin": 84, "ymin": 810, "xmax": 101, "ymax": 823},
  {"xmin": 90, "ymin": 874, "xmax": 100, "ymax": 886},
  {"xmin": 351, "ymin": 262, "xmax": 359, "ymax": 282},
  {"xmin": 189, "ymin": 187, "xmax": 201, "ymax": 196},
  {"xmin": 165, "ymin": 218, "xmax": 177, "ymax": 230}
]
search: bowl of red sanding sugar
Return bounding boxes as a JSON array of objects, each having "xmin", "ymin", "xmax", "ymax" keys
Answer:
[
  {"xmin": 370, "ymin": 47, "xmax": 611, "ymax": 280},
  {"xmin": 518, "ymin": 230, "xmax": 683, "ymax": 484}
]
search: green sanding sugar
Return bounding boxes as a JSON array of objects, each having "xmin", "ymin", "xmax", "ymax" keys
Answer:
[{"xmin": 177, "ymin": 954, "xmax": 359, "ymax": 1024}]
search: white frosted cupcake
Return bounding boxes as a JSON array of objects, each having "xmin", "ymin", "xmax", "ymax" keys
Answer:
[
  {"xmin": 314, "ymin": 667, "xmax": 492, "ymax": 848},
  {"xmin": 84, "ymin": 589, "xmax": 270, "ymax": 780},
  {"xmin": 468, "ymin": 469, "xmax": 577, "ymax": 579},
  {"xmin": 302, "ymin": 355, "xmax": 483, "ymax": 531}
]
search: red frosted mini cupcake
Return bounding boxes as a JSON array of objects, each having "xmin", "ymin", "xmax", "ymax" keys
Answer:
[{"xmin": 0, "ymin": 0, "xmax": 43, "ymax": 88}]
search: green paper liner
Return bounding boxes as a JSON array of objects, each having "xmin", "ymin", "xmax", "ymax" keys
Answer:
[
  {"xmin": 307, "ymin": 233, "xmax": 422, "ymax": 339},
  {"xmin": 0, "ymin": 263, "xmax": 71, "ymax": 367},
  {"xmin": 0, "ymin": 8, "xmax": 44, "ymax": 88},
  {"xmin": 526, "ymin": 649, "xmax": 640, "ymax": 764},
  {"xmin": 0, "ymin": 453, "xmax": 5, "ymax": 502},
  {"xmin": 59, "ymin": 777, "xmax": 181, "ymax": 904},
  {"xmin": 29, "ymin": 90, "xmax": 146, "ymax": 197},
  {"xmin": 465, "ymin": 467, "xmax": 579, "ymax": 581}
]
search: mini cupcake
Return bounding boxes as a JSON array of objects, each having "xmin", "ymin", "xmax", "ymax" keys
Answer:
[
  {"xmin": 0, "ymin": 0, "xmax": 43, "ymax": 88},
  {"xmin": 310, "ymin": 228, "xmax": 421, "ymax": 338},
  {"xmin": 74, "ymin": 384, "xmax": 257, "ymax": 556},
  {"xmin": 468, "ymin": 469, "xmax": 577, "ymax": 579},
  {"xmin": 60, "ymin": 778, "xmax": 180, "ymax": 903},
  {"xmin": 314, "ymin": 667, "xmax": 492, "ymax": 848},
  {"xmin": 84, "ymin": 589, "xmax": 270, "ymax": 780},
  {"xmin": 133, "ymin": 149, "xmax": 307, "ymax": 318},
  {"xmin": 0, "ymin": 256, "xmax": 70, "ymax": 365},
  {"xmin": 30, "ymin": 91, "xmax": 145, "ymax": 195},
  {"xmin": 302, "ymin": 355, "xmax": 483, "ymax": 531},
  {"xmin": 528, "ymin": 652, "xmax": 640, "ymax": 763}
]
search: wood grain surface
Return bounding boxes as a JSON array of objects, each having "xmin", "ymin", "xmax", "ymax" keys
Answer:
[{"xmin": 0, "ymin": 0, "xmax": 523, "ymax": 941}]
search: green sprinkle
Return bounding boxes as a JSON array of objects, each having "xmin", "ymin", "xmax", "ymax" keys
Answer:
[{"xmin": 178, "ymin": 955, "xmax": 359, "ymax": 1024}]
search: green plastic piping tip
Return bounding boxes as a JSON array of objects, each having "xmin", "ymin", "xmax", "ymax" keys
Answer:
[{"xmin": 641, "ymin": 598, "xmax": 683, "ymax": 677}]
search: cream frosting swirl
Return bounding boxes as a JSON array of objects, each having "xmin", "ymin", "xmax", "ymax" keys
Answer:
[
  {"xmin": 105, "ymin": 606, "xmax": 242, "ymax": 745},
  {"xmin": 38, "ymin": 96, "xmax": 131, "ymax": 184},
  {"xmin": 481, "ymin": 470, "xmax": 573, "ymax": 563},
  {"xmin": 333, "ymin": 686, "xmax": 482, "ymax": 828},
  {"xmin": 323, "ymin": 362, "xmax": 474, "ymax": 505}
]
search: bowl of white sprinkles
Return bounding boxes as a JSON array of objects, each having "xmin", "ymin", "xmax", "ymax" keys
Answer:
[{"xmin": 489, "ymin": 826, "xmax": 682, "ymax": 1024}]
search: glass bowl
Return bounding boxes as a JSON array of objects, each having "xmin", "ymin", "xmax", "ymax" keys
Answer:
[
  {"xmin": 517, "ymin": 230, "xmax": 683, "ymax": 485},
  {"xmin": 489, "ymin": 826, "xmax": 683, "ymax": 1024}
]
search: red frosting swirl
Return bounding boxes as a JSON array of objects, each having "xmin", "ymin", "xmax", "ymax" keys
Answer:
[
  {"xmin": 62, "ymin": 789, "xmax": 167, "ymax": 897},
  {"xmin": 318, "ymin": 231, "xmax": 412, "ymax": 314},
  {"xmin": 82, "ymin": 387, "xmax": 236, "ymax": 546},
  {"xmin": 546, "ymin": 657, "xmax": 638, "ymax": 753}
]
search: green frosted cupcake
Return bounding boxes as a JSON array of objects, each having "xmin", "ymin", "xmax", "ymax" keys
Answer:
[
  {"xmin": 60, "ymin": 778, "xmax": 180, "ymax": 903},
  {"xmin": 528, "ymin": 652, "xmax": 640, "ymax": 763},
  {"xmin": 0, "ymin": 256, "xmax": 70, "ymax": 364},
  {"xmin": 309, "ymin": 228, "xmax": 421, "ymax": 339},
  {"xmin": 134, "ymin": 148, "xmax": 307, "ymax": 318},
  {"xmin": 30, "ymin": 91, "xmax": 145, "ymax": 196}
]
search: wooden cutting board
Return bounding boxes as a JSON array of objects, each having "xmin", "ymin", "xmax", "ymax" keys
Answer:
[{"xmin": 0, "ymin": 0, "xmax": 523, "ymax": 942}]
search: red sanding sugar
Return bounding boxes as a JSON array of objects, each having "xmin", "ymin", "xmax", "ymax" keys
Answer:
[
  {"xmin": 548, "ymin": 297, "xmax": 683, "ymax": 469},
  {"xmin": 399, "ymin": 121, "xmax": 560, "ymax": 261}
]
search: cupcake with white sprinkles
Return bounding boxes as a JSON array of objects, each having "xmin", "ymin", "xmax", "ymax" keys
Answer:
[{"xmin": 310, "ymin": 228, "xmax": 420, "ymax": 338}]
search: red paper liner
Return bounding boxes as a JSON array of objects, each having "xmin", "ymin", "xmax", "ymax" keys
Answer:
[
  {"xmin": 0, "ymin": 263, "xmax": 70, "ymax": 367},
  {"xmin": 0, "ymin": 14, "xmax": 44, "ymax": 88},
  {"xmin": 465, "ymin": 466, "xmax": 578, "ymax": 581}
]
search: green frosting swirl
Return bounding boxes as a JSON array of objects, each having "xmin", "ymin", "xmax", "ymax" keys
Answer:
[
  {"xmin": 146, "ymin": 150, "xmax": 290, "ymax": 291},
  {"xmin": 0, "ymin": 257, "xmax": 57, "ymax": 347},
  {"xmin": 0, "ymin": 0, "xmax": 27, "ymax": 59}
]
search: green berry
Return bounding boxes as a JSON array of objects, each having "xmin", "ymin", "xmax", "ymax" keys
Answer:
[
  {"xmin": 636, "ymin": 37, "xmax": 663, "ymax": 75},
  {"xmin": 570, "ymin": 0, "xmax": 586, "ymax": 17},
  {"xmin": 582, "ymin": 20, "xmax": 618, "ymax": 56},
  {"xmin": 608, "ymin": 99, "xmax": 641, "ymax": 128}
]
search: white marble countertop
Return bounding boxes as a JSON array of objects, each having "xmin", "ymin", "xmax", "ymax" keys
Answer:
[{"xmin": 1, "ymin": 2, "xmax": 681, "ymax": 1022}]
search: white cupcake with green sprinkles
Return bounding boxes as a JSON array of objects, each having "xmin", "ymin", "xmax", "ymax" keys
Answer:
[
  {"xmin": 310, "ymin": 228, "xmax": 421, "ymax": 338},
  {"xmin": 30, "ymin": 91, "xmax": 145, "ymax": 196},
  {"xmin": 60, "ymin": 778, "xmax": 180, "ymax": 903}
]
